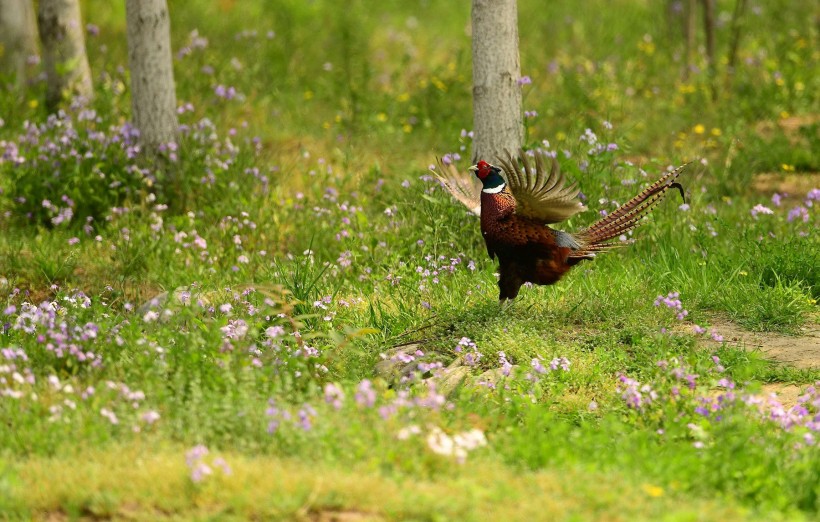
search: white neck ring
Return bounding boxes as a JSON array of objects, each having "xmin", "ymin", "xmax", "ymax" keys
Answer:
[{"xmin": 482, "ymin": 183, "xmax": 506, "ymax": 194}]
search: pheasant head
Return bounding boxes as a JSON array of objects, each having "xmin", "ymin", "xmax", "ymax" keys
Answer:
[{"xmin": 469, "ymin": 161, "xmax": 506, "ymax": 193}]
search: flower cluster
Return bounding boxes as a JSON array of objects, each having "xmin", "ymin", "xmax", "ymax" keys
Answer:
[
  {"xmin": 654, "ymin": 291, "xmax": 688, "ymax": 321},
  {"xmin": 617, "ymin": 375, "xmax": 658, "ymax": 410},
  {"xmin": 10, "ymin": 291, "xmax": 103, "ymax": 368},
  {"xmin": 455, "ymin": 337, "xmax": 482, "ymax": 367},
  {"xmin": 185, "ymin": 445, "xmax": 231, "ymax": 483},
  {"xmin": 424, "ymin": 426, "xmax": 487, "ymax": 463},
  {"xmin": 618, "ymin": 356, "xmax": 820, "ymax": 449}
]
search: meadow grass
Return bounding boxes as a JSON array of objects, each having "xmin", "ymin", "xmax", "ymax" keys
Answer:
[{"xmin": 0, "ymin": 0, "xmax": 818, "ymax": 519}]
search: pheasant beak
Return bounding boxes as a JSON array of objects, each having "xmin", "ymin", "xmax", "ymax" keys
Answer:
[{"xmin": 468, "ymin": 165, "xmax": 478, "ymax": 173}]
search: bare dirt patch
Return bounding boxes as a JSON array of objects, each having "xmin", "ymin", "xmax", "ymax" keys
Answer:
[
  {"xmin": 752, "ymin": 172, "xmax": 820, "ymax": 198},
  {"xmin": 695, "ymin": 318, "xmax": 820, "ymax": 369},
  {"xmin": 761, "ymin": 383, "xmax": 805, "ymax": 410},
  {"xmin": 754, "ymin": 114, "xmax": 820, "ymax": 143}
]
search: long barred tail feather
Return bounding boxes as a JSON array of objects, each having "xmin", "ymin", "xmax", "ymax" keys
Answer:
[{"xmin": 568, "ymin": 162, "xmax": 691, "ymax": 258}]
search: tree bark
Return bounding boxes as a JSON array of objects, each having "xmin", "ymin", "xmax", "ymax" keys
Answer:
[
  {"xmin": 726, "ymin": 0, "xmax": 747, "ymax": 75},
  {"xmin": 126, "ymin": 0, "xmax": 178, "ymax": 153},
  {"xmin": 701, "ymin": 0, "xmax": 717, "ymax": 100},
  {"xmin": 684, "ymin": 0, "xmax": 697, "ymax": 80},
  {"xmin": 471, "ymin": 0, "xmax": 523, "ymax": 164},
  {"xmin": 37, "ymin": 0, "xmax": 93, "ymax": 109},
  {"xmin": 0, "ymin": 0, "xmax": 40, "ymax": 88}
]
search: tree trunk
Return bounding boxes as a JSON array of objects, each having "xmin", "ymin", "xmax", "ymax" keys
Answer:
[
  {"xmin": 126, "ymin": 0, "xmax": 178, "ymax": 153},
  {"xmin": 37, "ymin": 0, "xmax": 93, "ymax": 109},
  {"xmin": 0, "ymin": 0, "xmax": 40, "ymax": 88},
  {"xmin": 471, "ymin": 0, "xmax": 523, "ymax": 163},
  {"xmin": 701, "ymin": 0, "xmax": 717, "ymax": 100},
  {"xmin": 726, "ymin": 0, "xmax": 747, "ymax": 77},
  {"xmin": 684, "ymin": 0, "xmax": 697, "ymax": 80}
]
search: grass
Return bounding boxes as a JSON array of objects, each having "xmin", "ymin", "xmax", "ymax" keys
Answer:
[
  {"xmin": 3, "ymin": 444, "xmax": 759, "ymax": 521},
  {"xmin": 0, "ymin": 0, "xmax": 819, "ymax": 519}
]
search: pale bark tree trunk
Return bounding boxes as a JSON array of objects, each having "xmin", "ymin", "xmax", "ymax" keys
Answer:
[
  {"xmin": 701, "ymin": 0, "xmax": 717, "ymax": 100},
  {"xmin": 684, "ymin": 0, "xmax": 697, "ymax": 80},
  {"xmin": 726, "ymin": 0, "xmax": 747, "ymax": 82},
  {"xmin": 471, "ymin": 0, "xmax": 523, "ymax": 163},
  {"xmin": 126, "ymin": 0, "xmax": 178, "ymax": 153},
  {"xmin": 37, "ymin": 0, "xmax": 93, "ymax": 109},
  {"xmin": 0, "ymin": 0, "xmax": 40, "ymax": 88}
]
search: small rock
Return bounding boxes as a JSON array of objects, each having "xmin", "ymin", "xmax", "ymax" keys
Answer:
[
  {"xmin": 374, "ymin": 344, "xmax": 422, "ymax": 380},
  {"xmin": 136, "ymin": 292, "xmax": 171, "ymax": 316},
  {"xmin": 427, "ymin": 365, "xmax": 471, "ymax": 396},
  {"xmin": 474, "ymin": 366, "xmax": 519, "ymax": 389}
]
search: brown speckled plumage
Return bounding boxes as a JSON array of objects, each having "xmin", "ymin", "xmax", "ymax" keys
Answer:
[
  {"xmin": 481, "ymin": 186, "xmax": 578, "ymax": 299},
  {"xmin": 433, "ymin": 149, "xmax": 690, "ymax": 301}
]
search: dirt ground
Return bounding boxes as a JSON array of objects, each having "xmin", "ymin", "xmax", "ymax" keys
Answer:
[
  {"xmin": 752, "ymin": 172, "xmax": 820, "ymax": 199},
  {"xmin": 687, "ymin": 317, "xmax": 820, "ymax": 408},
  {"xmin": 701, "ymin": 318, "xmax": 820, "ymax": 369}
]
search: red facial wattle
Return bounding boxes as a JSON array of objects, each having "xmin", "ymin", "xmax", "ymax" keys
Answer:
[{"xmin": 475, "ymin": 160, "xmax": 492, "ymax": 180}]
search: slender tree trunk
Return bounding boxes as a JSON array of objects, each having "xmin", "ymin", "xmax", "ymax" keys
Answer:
[
  {"xmin": 684, "ymin": 0, "xmax": 697, "ymax": 80},
  {"xmin": 726, "ymin": 0, "xmax": 747, "ymax": 86},
  {"xmin": 0, "ymin": 0, "xmax": 40, "ymax": 88},
  {"xmin": 37, "ymin": 0, "xmax": 93, "ymax": 109},
  {"xmin": 701, "ymin": 0, "xmax": 717, "ymax": 100},
  {"xmin": 126, "ymin": 0, "xmax": 178, "ymax": 153},
  {"xmin": 471, "ymin": 0, "xmax": 523, "ymax": 163}
]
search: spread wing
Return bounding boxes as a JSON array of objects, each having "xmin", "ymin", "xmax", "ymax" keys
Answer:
[
  {"xmin": 432, "ymin": 158, "xmax": 482, "ymax": 216},
  {"xmin": 497, "ymin": 148, "xmax": 587, "ymax": 224}
]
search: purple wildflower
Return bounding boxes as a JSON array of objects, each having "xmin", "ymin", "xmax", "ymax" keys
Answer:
[
  {"xmin": 355, "ymin": 379, "xmax": 376, "ymax": 408},
  {"xmin": 549, "ymin": 357, "xmax": 571, "ymax": 372},
  {"xmin": 297, "ymin": 404, "xmax": 317, "ymax": 431},
  {"xmin": 324, "ymin": 383, "xmax": 345, "ymax": 410},
  {"xmin": 787, "ymin": 206, "xmax": 809, "ymax": 223},
  {"xmin": 498, "ymin": 351, "xmax": 513, "ymax": 376}
]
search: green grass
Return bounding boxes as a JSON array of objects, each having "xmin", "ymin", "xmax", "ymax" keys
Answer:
[
  {"xmin": 0, "ymin": 0, "xmax": 818, "ymax": 519},
  {"xmin": 3, "ymin": 443, "xmax": 765, "ymax": 521}
]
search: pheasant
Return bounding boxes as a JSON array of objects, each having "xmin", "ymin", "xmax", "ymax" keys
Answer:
[{"xmin": 433, "ymin": 149, "xmax": 688, "ymax": 301}]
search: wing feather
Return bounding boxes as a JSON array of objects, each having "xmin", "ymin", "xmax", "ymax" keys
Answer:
[
  {"xmin": 497, "ymin": 149, "xmax": 587, "ymax": 224},
  {"xmin": 432, "ymin": 158, "xmax": 482, "ymax": 216}
]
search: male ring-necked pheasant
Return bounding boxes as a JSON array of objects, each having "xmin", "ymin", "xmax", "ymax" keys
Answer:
[{"xmin": 434, "ymin": 149, "xmax": 688, "ymax": 301}]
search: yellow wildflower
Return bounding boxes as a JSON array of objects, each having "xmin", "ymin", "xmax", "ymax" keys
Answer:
[{"xmin": 642, "ymin": 484, "xmax": 664, "ymax": 497}]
